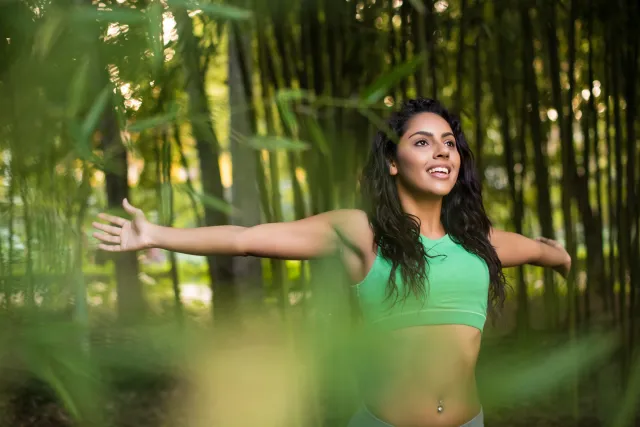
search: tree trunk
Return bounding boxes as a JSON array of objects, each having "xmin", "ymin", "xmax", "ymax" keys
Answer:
[
  {"xmin": 100, "ymin": 98, "xmax": 145, "ymax": 322},
  {"xmin": 427, "ymin": 0, "xmax": 438, "ymax": 99},
  {"xmin": 454, "ymin": 0, "xmax": 467, "ymax": 112},
  {"xmin": 521, "ymin": 4, "xmax": 557, "ymax": 329},
  {"xmin": 603, "ymin": 37, "xmax": 616, "ymax": 319},
  {"xmin": 565, "ymin": 0, "xmax": 605, "ymax": 330},
  {"xmin": 610, "ymin": 17, "xmax": 626, "ymax": 331},
  {"xmin": 622, "ymin": 0, "xmax": 639, "ymax": 354},
  {"xmin": 412, "ymin": 4, "xmax": 428, "ymax": 96},
  {"xmin": 162, "ymin": 128, "xmax": 183, "ymax": 320},
  {"xmin": 492, "ymin": 5, "xmax": 528, "ymax": 334},
  {"xmin": 387, "ymin": 0, "xmax": 398, "ymax": 100},
  {"xmin": 473, "ymin": 0, "xmax": 483, "ymax": 183},
  {"xmin": 228, "ymin": 17, "xmax": 264, "ymax": 314},
  {"xmin": 587, "ymin": 1, "xmax": 606, "ymax": 318},
  {"xmin": 399, "ymin": 0, "xmax": 410, "ymax": 99},
  {"xmin": 174, "ymin": 9, "xmax": 236, "ymax": 322}
]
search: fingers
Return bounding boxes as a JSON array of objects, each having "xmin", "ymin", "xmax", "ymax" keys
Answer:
[
  {"xmin": 92, "ymin": 221, "xmax": 121, "ymax": 235},
  {"xmin": 123, "ymin": 198, "xmax": 142, "ymax": 216},
  {"xmin": 98, "ymin": 243, "xmax": 122, "ymax": 252},
  {"xmin": 97, "ymin": 212, "xmax": 127, "ymax": 226},
  {"xmin": 93, "ymin": 231, "xmax": 121, "ymax": 244},
  {"xmin": 536, "ymin": 236, "xmax": 553, "ymax": 244}
]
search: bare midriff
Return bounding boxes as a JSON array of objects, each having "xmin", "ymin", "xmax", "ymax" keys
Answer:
[{"xmin": 361, "ymin": 324, "xmax": 482, "ymax": 427}]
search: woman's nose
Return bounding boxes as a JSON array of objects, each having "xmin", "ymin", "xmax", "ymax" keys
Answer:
[{"xmin": 434, "ymin": 143, "xmax": 450, "ymax": 159}]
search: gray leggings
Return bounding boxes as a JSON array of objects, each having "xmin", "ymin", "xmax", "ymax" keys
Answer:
[{"xmin": 347, "ymin": 406, "xmax": 484, "ymax": 427}]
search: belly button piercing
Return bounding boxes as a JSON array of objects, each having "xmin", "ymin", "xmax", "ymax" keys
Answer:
[{"xmin": 437, "ymin": 399, "xmax": 444, "ymax": 414}]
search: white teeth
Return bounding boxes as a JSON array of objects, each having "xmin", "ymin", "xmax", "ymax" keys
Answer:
[{"xmin": 428, "ymin": 167, "xmax": 449, "ymax": 174}]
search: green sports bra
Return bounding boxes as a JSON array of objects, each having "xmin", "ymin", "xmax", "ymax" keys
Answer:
[{"xmin": 355, "ymin": 234, "xmax": 490, "ymax": 332}]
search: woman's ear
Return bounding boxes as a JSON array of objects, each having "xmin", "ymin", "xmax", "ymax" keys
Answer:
[{"xmin": 388, "ymin": 158, "xmax": 398, "ymax": 176}]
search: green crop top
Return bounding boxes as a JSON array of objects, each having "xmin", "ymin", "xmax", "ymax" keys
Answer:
[{"xmin": 355, "ymin": 234, "xmax": 490, "ymax": 332}]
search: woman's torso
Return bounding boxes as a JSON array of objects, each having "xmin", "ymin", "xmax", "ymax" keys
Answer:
[{"xmin": 341, "ymin": 212, "xmax": 489, "ymax": 426}]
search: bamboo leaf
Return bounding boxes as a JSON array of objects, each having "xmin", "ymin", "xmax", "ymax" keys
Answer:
[
  {"xmin": 275, "ymin": 89, "xmax": 307, "ymax": 135},
  {"xmin": 167, "ymin": 0, "xmax": 252, "ymax": 20},
  {"xmin": 611, "ymin": 353, "xmax": 640, "ymax": 427},
  {"xmin": 276, "ymin": 103, "xmax": 298, "ymax": 135},
  {"xmin": 407, "ymin": 0, "xmax": 426, "ymax": 14},
  {"xmin": 68, "ymin": 121, "xmax": 103, "ymax": 166},
  {"xmin": 178, "ymin": 184, "xmax": 235, "ymax": 216},
  {"xmin": 275, "ymin": 89, "xmax": 307, "ymax": 103},
  {"xmin": 70, "ymin": 6, "xmax": 146, "ymax": 24},
  {"xmin": 34, "ymin": 12, "xmax": 65, "ymax": 59},
  {"xmin": 480, "ymin": 332, "xmax": 616, "ymax": 409},
  {"xmin": 67, "ymin": 57, "xmax": 92, "ymax": 117},
  {"xmin": 360, "ymin": 53, "xmax": 427, "ymax": 105},
  {"xmin": 147, "ymin": 1, "xmax": 164, "ymax": 75},
  {"xmin": 127, "ymin": 110, "xmax": 179, "ymax": 133},
  {"xmin": 40, "ymin": 365, "xmax": 81, "ymax": 420},
  {"xmin": 481, "ymin": 22, "xmax": 493, "ymax": 39},
  {"xmin": 81, "ymin": 86, "xmax": 111, "ymax": 141},
  {"xmin": 304, "ymin": 117, "xmax": 330, "ymax": 157},
  {"xmin": 247, "ymin": 136, "xmax": 310, "ymax": 152},
  {"xmin": 160, "ymin": 182, "xmax": 172, "ymax": 226}
]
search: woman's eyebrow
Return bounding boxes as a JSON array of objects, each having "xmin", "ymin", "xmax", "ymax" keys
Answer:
[{"xmin": 408, "ymin": 131, "xmax": 454, "ymax": 138}]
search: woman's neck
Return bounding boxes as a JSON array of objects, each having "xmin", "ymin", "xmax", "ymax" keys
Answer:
[{"xmin": 397, "ymin": 190, "xmax": 445, "ymax": 238}]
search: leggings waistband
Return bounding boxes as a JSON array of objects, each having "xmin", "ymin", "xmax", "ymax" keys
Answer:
[{"xmin": 347, "ymin": 406, "xmax": 484, "ymax": 427}]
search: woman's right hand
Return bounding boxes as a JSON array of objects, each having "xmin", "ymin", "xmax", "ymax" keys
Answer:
[{"xmin": 93, "ymin": 198, "xmax": 153, "ymax": 252}]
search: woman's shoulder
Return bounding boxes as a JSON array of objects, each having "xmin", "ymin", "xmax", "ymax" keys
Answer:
[{"xmin": 322, "ymin": 209, "xmax": 374, "ymax": 255}]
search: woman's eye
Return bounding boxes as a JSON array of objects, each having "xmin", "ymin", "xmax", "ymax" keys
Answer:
[
  {"xmin": 415, "ymin": 140, "xmax": 428, "ymax": 146},
  {"xmin": 445, "ymin": 140, "xmax": 456, "ymax": 147}
]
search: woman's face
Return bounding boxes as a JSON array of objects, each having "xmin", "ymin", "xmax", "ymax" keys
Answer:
[{"xmin": 389, "ymin": 112, "xmax": 461, "ymax": 197}]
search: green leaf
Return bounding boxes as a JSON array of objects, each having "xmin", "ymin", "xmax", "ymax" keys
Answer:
[
  {"xmin": 168, "ymin": 0, "xmax": 252, "ymax": 20},
  {"xmin": 40, "ymin": 364, "xmax": 81, "ymax": 419},
  {"xmin": 247, "ymin": 136, "xmax": 310, "ymax": 152},
  {"xmin": 147, "ymin": 1, "xmax": 164, "ymax": 75},
  {"xmin": 275, "ymin": 89, "xmax": 308, "ymax": 135},
  {"xmin": 70, "ymin": 6, "xmax": 146, "ymax": 24},
  {"xmin": 304, "ymin": 117, "xmax": 330, "ymax": 157},
  {"xmin": 360, "ymin": 53, "xmax": 427, "ymax": 105},
  {"xmin": 480, "ymin": 332, "xmax": 616, "ymax": 410},
  {"xmin": 481, "ymin": 22, "xmax": 493, "ymax": 39},
  {"xmin": 275, "ymin": 89, "xmax": 307, "ymax": 103},
  {"xmin": 67, "ymin": 57, "xmax": 92, "ymax": 117},
  {"xmin": 34, "ymin": 12, "xmax": 64, "ymax": 59},
  {"xmin": 159, "ymin": 182, "xmax": 172, "ymax": 226},
  {"xmin": 407, "ymin": 0, "xmax": 426, "ymax": 14},
  {"xmin": 178, "ymin": 184, "xmax": 235, "ymax": 216},
  {"xmin": 612, "ymin": 353, "xmax": 640, "ymax": 427},
  {"xmin": 127, "ymin": 111, "xmax": 179, "ymax": 133},
  {"xmin": 81, "ymin": 86, "xmax": 111, "ymax": 141},
  {"xmin": 358, "ymin": 108, "xmax": 399, "ymax": 144}
]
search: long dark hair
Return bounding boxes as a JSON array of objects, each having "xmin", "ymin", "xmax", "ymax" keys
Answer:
[{"xmin": 360, "ymin": 97, "xmax": 506, "ymax": 316}]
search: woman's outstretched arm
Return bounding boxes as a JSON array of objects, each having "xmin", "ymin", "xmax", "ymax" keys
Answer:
[
  {"xmin": 489, "ymin": 229, "xmax": 572, "ymax": 278},
  {"xmin": 93, "ymin": 198, "xmax": 369, "ymax": 261}
]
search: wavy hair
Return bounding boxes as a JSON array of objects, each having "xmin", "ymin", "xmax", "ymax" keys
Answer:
[{"xmin": 360, "ymin": 98, "xmax": 506, "ymax": 316}]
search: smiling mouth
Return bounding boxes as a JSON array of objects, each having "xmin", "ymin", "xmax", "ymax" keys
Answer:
[{"xmin": 427, "ymin": 166, "xmax": 450, "ymax": 175}]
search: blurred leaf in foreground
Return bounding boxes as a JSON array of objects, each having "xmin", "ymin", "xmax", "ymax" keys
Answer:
[
  {"xmin": 167, "ymin": 0, "xmax": 252, "ymax": 20},
  {"xmin": 69, "ymin": 6, "xmax": 147, "ymax": 24},
  {"xmin": 479, "ymin": 331, "xmax": 617, "ymax": 410},
  {"xmin": 611, "ymin": 352, "xmax": 640, "ymax": 427},
  {"xmin": 247, "ymin": 136, "xmax": 310, "ymax": 152},
  {"xmin": 360, "ymin": 53, "xmax": 427, "ymax": 105},
  {"xmin": 177, "ymin": 183, "xmax": 235, "ymax": 216},
  {"xmin": 127, "ymin": 110, "xmax": 179, "ymax": 133}
]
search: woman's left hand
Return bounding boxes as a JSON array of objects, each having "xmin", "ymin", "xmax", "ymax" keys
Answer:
[{"xmin": 535, "ymin": 237, "xmax": 571, "ymax": 278}]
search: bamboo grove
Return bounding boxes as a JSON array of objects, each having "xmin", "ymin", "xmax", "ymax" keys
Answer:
[{"xmin": 0, "ymin": 0, "xmax": 639, "ymax": 425}]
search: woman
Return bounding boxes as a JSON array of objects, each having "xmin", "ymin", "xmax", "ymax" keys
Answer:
[{"xmin": 93, "ymin": 98, "xmax": 571, "ymax": 427}]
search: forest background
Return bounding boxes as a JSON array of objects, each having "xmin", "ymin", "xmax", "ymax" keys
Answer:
[{"xmin": 0, "ymin": 0, "xmax": 639, "ymax": 425}]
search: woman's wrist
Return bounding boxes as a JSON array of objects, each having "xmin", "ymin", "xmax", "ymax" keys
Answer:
[
  {"xmin": 145, "ymin": 223, "xmax": 165, "ymax": 249},
  {"xmin": 535, "ymin": 237, "xmax": 571, "ymax": 277}
]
